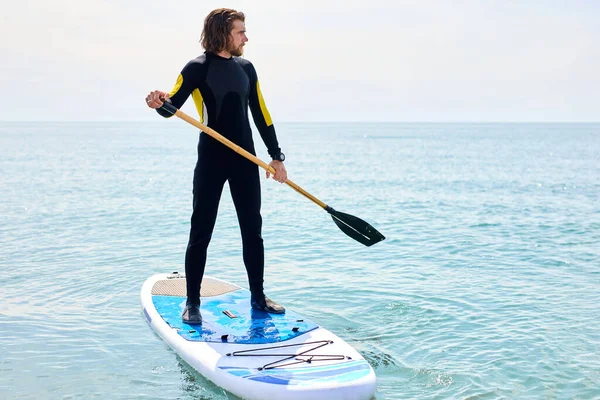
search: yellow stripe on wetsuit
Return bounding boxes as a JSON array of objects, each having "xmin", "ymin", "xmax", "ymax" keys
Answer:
[
  {"xmin": 256, "ymin": 81, "xmax": 273, "ymax": 127},
  {"xmin": 191, "ymin": 89, "xmax": 204, "ymax": 124},
  {"xmin": 169, "ymin": 74, "xmax": 205, "ymax": 123}
]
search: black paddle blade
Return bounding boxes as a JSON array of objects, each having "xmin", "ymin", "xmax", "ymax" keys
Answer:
[{"xmin": 326, "ymin": 207, "xmax": 385, "ymax": 247}]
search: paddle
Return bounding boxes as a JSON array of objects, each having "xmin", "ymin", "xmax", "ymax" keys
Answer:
[{"xmin": 158, "ymin": 102, "xmax": 386, "ymax": 247}]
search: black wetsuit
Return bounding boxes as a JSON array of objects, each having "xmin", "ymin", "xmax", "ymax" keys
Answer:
[{"xmin": 157, "ymin": 52, "xmax": 282, "ymax": 305}]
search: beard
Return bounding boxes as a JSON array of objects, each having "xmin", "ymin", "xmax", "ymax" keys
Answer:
[{"xmin": 229, "ymin": 43, "xmax": 244, "ymax": 57}]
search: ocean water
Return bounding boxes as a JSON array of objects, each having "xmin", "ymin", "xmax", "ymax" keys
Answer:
[{"xmin": 1, "ymin": 121, "xmax": 599, "ymax": 399}]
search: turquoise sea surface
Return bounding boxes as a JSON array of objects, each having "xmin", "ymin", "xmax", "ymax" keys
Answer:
[{"xmin": 1, "ymin": 121, "xmax": 599, "ymax": 399}]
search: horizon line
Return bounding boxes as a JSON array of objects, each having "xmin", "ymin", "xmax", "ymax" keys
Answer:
[{"xmin": 1, "ymin": 120, "xmax": 599, "ymax": 124}]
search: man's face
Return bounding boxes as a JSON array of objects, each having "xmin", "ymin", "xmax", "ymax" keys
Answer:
[{"xmin": 228, "ymin": 19, "xmax": 248, "ymax": 56}]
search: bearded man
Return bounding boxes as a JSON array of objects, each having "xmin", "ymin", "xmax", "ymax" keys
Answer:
[{"xmin": 145, "ymin": 8, "xmax": 287, "ymax": 324}]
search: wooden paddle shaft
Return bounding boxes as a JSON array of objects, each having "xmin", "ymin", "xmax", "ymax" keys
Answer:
[{"xmin": 173, "ymin": 109, "xmax": 328, "ymax": 210}]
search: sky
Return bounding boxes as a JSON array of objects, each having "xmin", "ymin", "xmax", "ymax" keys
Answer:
[{"xmin": 0, "ymin": 0, "xmax": 598, "ymax": 122}]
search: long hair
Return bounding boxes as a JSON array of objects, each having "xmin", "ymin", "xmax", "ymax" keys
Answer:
[{"xmin": 200, "ymin": 8, "xmax": 245, "ymax": 54}]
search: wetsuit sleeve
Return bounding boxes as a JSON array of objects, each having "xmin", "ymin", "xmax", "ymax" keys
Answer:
[
  {"xmin": 156, "ymin": 61, "xmax": 201, "ymax": 118},
  {"xmin": 247, "ymin": 63, "xmax": 282, "ymax": 159}
]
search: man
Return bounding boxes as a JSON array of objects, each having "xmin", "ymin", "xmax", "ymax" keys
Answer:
[{"xmin": 145, "ymin": 8, "xmax": 287, "ymax": 324}]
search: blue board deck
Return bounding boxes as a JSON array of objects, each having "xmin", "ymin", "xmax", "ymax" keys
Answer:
[{"xmin": 152, "ymin": 289, "xmax": 319, "ymax": 344}]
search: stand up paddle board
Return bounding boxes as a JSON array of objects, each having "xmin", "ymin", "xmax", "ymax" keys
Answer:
[{"xmin": 141, "ymin": 272, "xmax": 376, "ymax": 400}]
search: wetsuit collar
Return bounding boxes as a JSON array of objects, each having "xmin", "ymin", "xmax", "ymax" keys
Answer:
[{"xmin": 205, "ymin": 51, "xmax": 233, "ymax": 60}]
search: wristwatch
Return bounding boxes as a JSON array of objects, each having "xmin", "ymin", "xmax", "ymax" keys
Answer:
[{"xmin": 272, "ymin": 152, "xmax": 285, "ymax": 162}]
